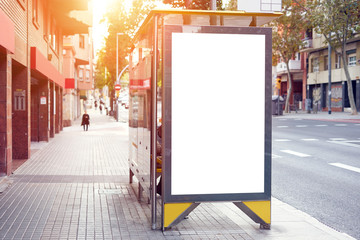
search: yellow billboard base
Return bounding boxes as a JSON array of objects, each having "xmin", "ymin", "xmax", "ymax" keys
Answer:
[
  {"xmin": 234, "ymin": 200, "xmax": 271, "ymax": 229},
  {"xmin": 162, "ymin": 202, "xmax": 200, "ymax": 230}
]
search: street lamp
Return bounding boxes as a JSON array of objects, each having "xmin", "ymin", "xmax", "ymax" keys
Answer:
[
  {"xmin": 115, "ymin": 33, "xmax": 124, "ymax": 121},
  {"xmin": 116, "ymin": 33, "xmax": 124, "ymax": 85}
]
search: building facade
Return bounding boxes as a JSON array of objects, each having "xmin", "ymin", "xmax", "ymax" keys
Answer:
[
  {"xmin": 63, "ymin": 33, "xmax": 94, "ymax": 127},
  {"xmin": 276, "ymin": 30, "xmax": 360, "ymax": 113},
  {"xmin": 306, "ymin": 33, "xmax": 360, "ymax": 112},
  {"xmin": 0, "ymin": 0, "xmax": 91, "ymax": 176}
]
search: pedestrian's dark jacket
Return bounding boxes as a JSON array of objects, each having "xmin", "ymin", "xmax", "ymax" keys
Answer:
[{"xmin": 81, "ymin": 114, "xmax": 90, "ymax": 126}]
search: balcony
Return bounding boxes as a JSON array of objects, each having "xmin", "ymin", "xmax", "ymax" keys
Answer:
[
  {"xmin": 276, "ymin": 60, "xmax": 301, "ymax": 73},
  {"xmin": 303, "ymin": 38, "xmax": 313, "ymax": 48},
  {"xmin": 50, "ymin": 0, "xmax": 92, "ymax": 35}
]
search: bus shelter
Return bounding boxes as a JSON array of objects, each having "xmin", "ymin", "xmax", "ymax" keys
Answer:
[{"xmin": 128, "ymin": 9, "xmax": 280, "ymax": 231}]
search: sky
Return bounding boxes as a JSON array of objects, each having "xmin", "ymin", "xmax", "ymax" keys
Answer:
[
  {"xmin": 92, "ymin": 0, "xmax": 113, "ymax": 54},
  {"xmin": 92, "ymin": 0, "xmax": 172, "ymax": 55}
]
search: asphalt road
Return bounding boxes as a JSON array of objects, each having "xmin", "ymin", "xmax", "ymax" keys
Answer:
[{"xmin": 272, "ymin": 117, "xmax": 360, "ymax": 240}]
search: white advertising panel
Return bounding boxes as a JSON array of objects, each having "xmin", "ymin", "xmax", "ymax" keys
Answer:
[{"xmin": 171, "ymin": 32, "xmax": 266, "ymax": 195}]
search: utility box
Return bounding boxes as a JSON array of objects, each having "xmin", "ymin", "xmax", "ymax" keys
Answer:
[{"xmin": 128, "ymin": 9, "xmax": 281, "ymax": 231}]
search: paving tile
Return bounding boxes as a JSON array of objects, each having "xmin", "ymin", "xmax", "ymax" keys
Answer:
[{"xmin": 0, "ymin": 110, "xmax": 351, "ymax": 240}]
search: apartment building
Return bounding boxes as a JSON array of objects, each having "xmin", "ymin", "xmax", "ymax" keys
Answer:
[
  {"xmin": 0, "ymin": 0, "xmax": 92, "ymax": 176},
  {"xmin": 306, "ymin": 33, "xmax": 360, "ymax": 112},
  {"xmin": 63, "ymin": 33, "xmax": 94, "ymax": 127}
]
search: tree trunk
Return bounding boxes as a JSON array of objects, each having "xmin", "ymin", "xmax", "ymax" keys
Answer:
[
  {"xmin": 284, "ymin": 61, "xmax": 292, "ymax": 113},
  {"xmin": 342, "ymin": 55, "xmax": 358, "ymax": 115}
]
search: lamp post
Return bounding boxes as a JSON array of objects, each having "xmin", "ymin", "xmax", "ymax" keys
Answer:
[
  {"xmin": 116, "ymin": 33, "xmax": 124, "ymax": 121},
  {"xmin": 116, "ymin": 33, "xmax": 124, "ymax": 85}
]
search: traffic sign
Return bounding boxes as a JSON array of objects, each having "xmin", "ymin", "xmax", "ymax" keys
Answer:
[{"xmin": 114, "ymin": 84, "xmax": 121, "ymax": 90}]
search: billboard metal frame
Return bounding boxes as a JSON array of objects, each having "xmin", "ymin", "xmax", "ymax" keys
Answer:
[{"xmin": 162, "ymin": 25, "xmax": 272, "ymax": 204}]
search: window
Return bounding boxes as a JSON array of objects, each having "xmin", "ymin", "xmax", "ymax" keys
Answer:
[
  {"xmin": 347, "ymin": 49, "xmax": 356, "ymax": 66},
  {"xmin": 348, "ymin": 54, "xmax": 356, "ymax": 66},
  {"xmin": 79, "ymin": 35, "xmax": 85, "ymax": 48},
  {"xmin": 43, "ymin": 1, "xmax": 48, "ymax": 41},
  {"xmin": 79, "ymin": 68, "xmax": 83, "ymax": 81},
  {"xmin": 32, "ymin": 0, "xmax": 39, "ymax": 29},
  {"xmin": 312, "ymin": 57, "xmax": 319, "ymax": 72},
  {"xmin": 49, "ymin": 17, "xmax": 58, "ymax": 53},
  {"xmin": 324, "ymin": 56, "xmax": 328, "ymax": 70},
  {"xmin": 335, "ymin": 54, "xmax": 341, "ymax": 69},
  {"xmin": 86, "ymin": 70, "xmax": 90, "ymax": 82}
]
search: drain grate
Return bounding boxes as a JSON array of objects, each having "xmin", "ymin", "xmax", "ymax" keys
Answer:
[{"xmin": 98, "ymin": 189, "xmax": 124, "ymax": 195}]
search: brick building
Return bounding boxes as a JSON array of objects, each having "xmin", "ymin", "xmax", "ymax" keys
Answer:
[{"xmin": 0, "ymin": 0, "xmax": 92, "ymax": 176}]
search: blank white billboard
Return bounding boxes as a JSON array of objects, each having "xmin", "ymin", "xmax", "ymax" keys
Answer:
[{"xmin": 171, "ymin": 32, "xmax": 265, "ymax": 195}]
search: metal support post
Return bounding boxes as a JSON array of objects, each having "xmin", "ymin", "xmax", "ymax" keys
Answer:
[
  {"xmin": 151, "ymin": 15, "xmax": 158, "ymax": 230},
  {"xmin": 328, "ymin": 32, "xmax": 332, "ymax": 114}
]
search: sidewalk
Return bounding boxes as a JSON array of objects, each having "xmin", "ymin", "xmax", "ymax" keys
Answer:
[
  {"xmin": 276, "ymin": 110, "xmax": 360, "ymax": 121},
  {"xmin": 0, "ymin": 108, "xmax": 355, "ymax": 240}
]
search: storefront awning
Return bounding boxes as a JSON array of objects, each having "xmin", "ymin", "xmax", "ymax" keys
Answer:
[
  {"xmin": 130, "ymin": 78, "xmax": 151, "ymax": 90},
  {"xmin": 30, "ymin": 47, "xmax": 65, "ymax": 88}
]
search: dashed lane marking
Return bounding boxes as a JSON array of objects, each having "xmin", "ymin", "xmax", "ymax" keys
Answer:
[
  {"xmin": 335, "ymin": 124, "xmax": 347, "ymax": 127},
  {"xmin": 315, "ymin": 124, "xmax": 328, "ymax": 127},
  {"xmin": 301, "ymin": 139, "xmax": 319, "ymax": 141},
  {"xmin": 327, "ymin": 140, "xmax": 360, "ymax": 148},
  {"xmin": 277, "ymin": 126, "xmax": 289, "ymax": 128},
  {"xmin": 296, "ymin": 125, "xmax": 308, "ymax": 128},
  {"xmin": 329, "ymin": 138, "xmax": 347, "ymax": 141},
  {"xmin": 274, "ymin": 139, "xmax": 291, "ymax": 142},
  {"xmin": 272, "ymin": 154, "xmax": 282, "ymax": 159},
  {"xmin": 329, "ymin": 163, "xmax": 360, "ymax": 174},
  {"xmin": 280, "ymin": 150, "xmax": 310, "ymax": 157}
]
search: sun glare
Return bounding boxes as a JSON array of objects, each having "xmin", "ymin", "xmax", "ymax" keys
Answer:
[{"xmin": 92, "ymin": 0, "xmax": 133, "ymax": 53}]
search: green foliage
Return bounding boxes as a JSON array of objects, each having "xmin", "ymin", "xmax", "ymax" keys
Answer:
[
  {"xmin": 94, "ymin": 0, "xmax": 155, "ymax": 91},
  {"xmin": 163, "ymin": 0, "xmax": 223, "ymax": 10},
  {"xmin": 270, "ymin": 0, "xmax": 306, "ymax": 113},
  {"xmin": 270, "ymin": 0, "xmax": 306, "ymax": 64},
  {"xmin": 306, "ymin": 0, "xmax": 360, "ymax": 58},
  {"xmin": 225, "ymin": 0, "xmax": 237, "ymax": 11}
]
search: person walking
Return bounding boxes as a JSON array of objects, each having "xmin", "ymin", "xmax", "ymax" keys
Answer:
[
  {"xmin": 81, "ymin": 111, "xmax": 90, "ymax": 131},
  {"xmin": 99, "ymin": 104, "xmax": 103, "ymax": 114}
]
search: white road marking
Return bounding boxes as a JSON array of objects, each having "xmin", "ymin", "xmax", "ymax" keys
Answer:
[
  {"xmin": 301, "ymin": 139, "xmax": 319, "ymax": 141},
  {"xmin": 275, "ymin": 139, "xmax": 291, "ymax": 142},
  {"xmin": 329, "ymin": 138, "xmax": 347, "ymax": 141},
  {"xmin": 329, "ymin": 163, "xmax": 360, "ymax": 174},
  {"xmin": 327, "ymin": 140, "xmax": 360, "ymax": 148},
  {"xmin": 272, "ymin": 154, "xmax": 282, "ymax": 159},
  {"xmin": 280, "ymin": 150, "xmax": 310, "ymax": 157},
  {"xmin": 316, "ymin": 124, "xmax": 328, "ymax": 127},
  {"xmin": 277, "ymin": 126, "xmax": 289, "ymax": 128},
  {"xmin": 335, "ymin": 124, "xmax": 347, "ymax": 127},
  {"xmin": 296, "ymin": 125, "xmax": 307, "ymax": 128}
]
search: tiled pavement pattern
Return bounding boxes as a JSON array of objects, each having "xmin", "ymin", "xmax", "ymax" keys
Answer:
[
  {"xmin": 0, "ymin": 109, "xmax": 356, "ymax": 240},
  {"xmin": 0, "ymin": 110, "xmax": 254, "ymax": 240}
]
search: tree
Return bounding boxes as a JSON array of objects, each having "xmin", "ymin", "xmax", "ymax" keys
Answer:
[
  {"xmin": 306, "ymin": 0, "xmax": 360, "ymax": 115},
  {"xmin": 270, "ymin": 0, "xmax": 306, "ymax": 113},
  {"xmin": 94, "ymin": 0, "xmax": 155, "ymax": 91},
  {"xmin": 163, "ymin": 0, "xmax": 223, "ymax": 10}
]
